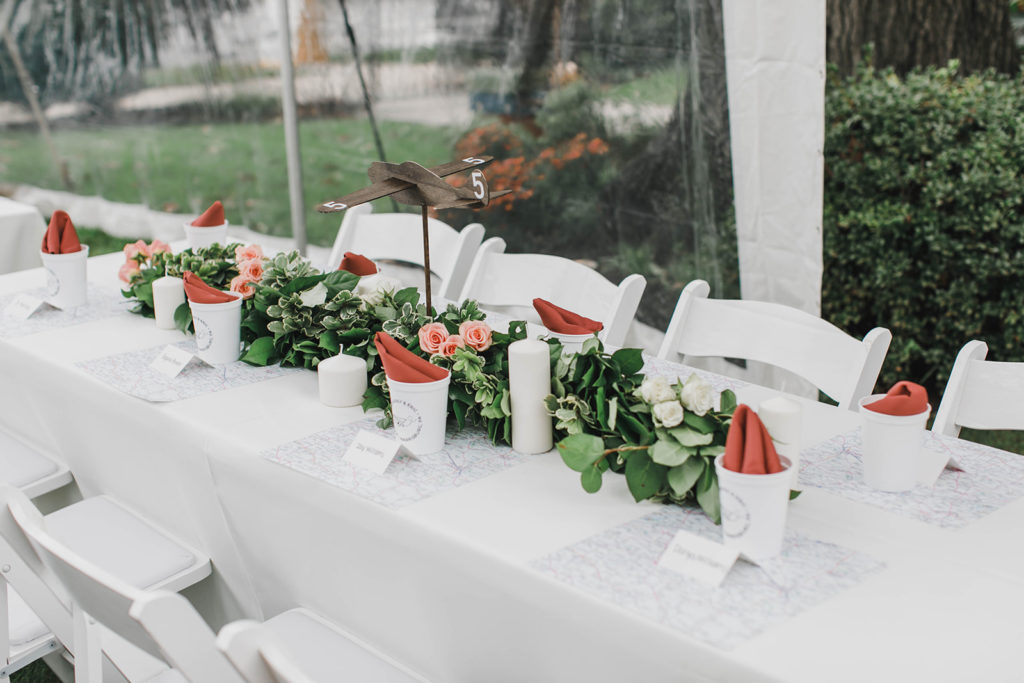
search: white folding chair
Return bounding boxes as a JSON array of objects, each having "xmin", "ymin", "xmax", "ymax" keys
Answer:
[
  {"xmin": 932, "ymin": 340, "xmax": 1024, "ymax": 437},
  {"xmin": 657, "ymin": 280, "xmax": 892, "ymax": 410},
  {"xmin": 459, "ymin": 237, "xmax": 647, "ymax": 348},
  {"xmin": 130, "ymin": 591, "xmax": 429, "ymax": 683},
  {"xmin": 0, "ymin": 430, "xmax": 72, "ymax": 501},
  {"xmin": 3, "ymin": 485, "xmax": 216, "ymax": 682},
  {"xmin": 326, "ymin": 204, "xmax": 485, "ymax": 300}
]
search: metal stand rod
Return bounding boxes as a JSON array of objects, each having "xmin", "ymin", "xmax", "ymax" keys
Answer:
[
  {"xmin": 421, "ymin": 205, "xmax": 432, "ymax": 314},
  {"xmin": 276, "ymin": 0, "xmax": 308, "ymax": 256}
]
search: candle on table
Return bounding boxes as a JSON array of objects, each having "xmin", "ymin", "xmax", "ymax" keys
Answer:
[
  {"xmin": 757, "ymin": 396, "xmax": 803, "ymax": 482},
  {"xmin": 318, "ymin": 353, "xmax": 367, "ymax": 407},
  {"xmin": 508, "ymin": 338, "xmax": 553, "ymax": 454},
  {"xmin": 152, "ymin": 276, "xmax": 186, "ymax": 330}
]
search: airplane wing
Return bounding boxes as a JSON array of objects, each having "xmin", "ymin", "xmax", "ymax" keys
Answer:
[
  {"xmin": 433, "ymin": 189, "xmax": 513, "ymax": 210},
  {"xmin": 427, "ymin": 155, "xmax": 496, "ymax": 178}
]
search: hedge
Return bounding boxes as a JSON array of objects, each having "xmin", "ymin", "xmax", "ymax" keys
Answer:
[{"xmin": 822, "ymin": 59, "xmax": 1024, "ymax": 398}]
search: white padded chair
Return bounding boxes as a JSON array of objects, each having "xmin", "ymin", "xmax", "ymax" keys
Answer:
[
  {"xmin": 932, "ymin": 340, "xmax": 1024, "ymax": 437},
  {"xmin": 326, "ymin": 204, "xmax": 485, "ymax": 300},
  {"xmin": 3, "ymin": 485, "xmax": 213, "ymax": 682},
  {"xmin": 657, "ymin": 280, "xmax": 892, "ymax": 410},
  {"xmin": 459, "ymin": 237, "xmax": 647, "ymax": 348},
  {"xmin": 129, "ymin": 590, "xmax": 429, "ymax": 683}
]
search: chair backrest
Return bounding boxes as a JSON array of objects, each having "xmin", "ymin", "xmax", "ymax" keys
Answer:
[
  {"xmin": 217, "ymin": 618, "xmax": 289, "ymax": 683},
  {"xmin": 0, "ymin": 485, "xmax": 72, "ymax": 648},
  {"xmin": 326, "ymin": 204, "xmax": 485, "ymax": 300},
  {"xmin": 7, "ymin": 494, "xmax": 238, "ymax": 682},
  {"xmin": 459, "ymin": 237, "xmax": 647, "ymax": 347},
  {"xmin": 932, "ymin": 340, "xmax": 1024, "ymax": 437},
  {"xmin": 0, "ymin": 429, "xmax": 73, "ymax": 499},
  {"xmin": 657, "ymin": 280, "xmax": 892, "ymax": 410}
]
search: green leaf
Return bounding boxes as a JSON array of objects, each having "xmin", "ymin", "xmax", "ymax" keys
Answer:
[
  {"xmin": 789, "ymin": 489, "xmax": 802, "ymax": 500},
  {"xmin": 581, "ymin": 336, "xmax": 601, "ymax": 355},
  {"xmin": 322, "ymin": 270, "xmax": 359, "ymax": 293},
  {"xmin": 173, "ymin": 302, "xmax": 192, "ymax": 333},
  {"xmin": 241, "ymin": 337, "xmax": 276, "ymax": 366},
  {"xmin": 556, "ymin": 434, "xmax": 605, "ymax": 472},
  {"xmin": 667, "ymin": 456, "xmax": 705, "ymax": 497},
  {"xmin": 318, "ymin": 331, "xmax": 340, "ymax": 354},
  {"xmin": 580, "ymin": 466, "xmax": 603, "ymax": 493},
  {"xmin": 393, "ymin": 287, "xmax": 420, "ymax": 307},
  {"xmin": 695, "ymin": 464, "xmax": 720, "ymax": 523},
  {"xmin": 624, "ymin": 450, "xmax": 667, "ymax": 502},
  {"xmin": 649, "ymin": 439, "xmax": 691, "ymax": 467},
  {"xmin": 668, "ymin": 426, "xmax": 714, "ymax": 447},
  {"xmin": 682, "ymin": 411, "xmax": 715, "ymax": 434},
  {"xmin": 610, "ymin": 348, "xmax": 644, "ymax": 375},
  {"xmin": 719, "ymin": 389, "xmax": 737, "ymax": 414}
]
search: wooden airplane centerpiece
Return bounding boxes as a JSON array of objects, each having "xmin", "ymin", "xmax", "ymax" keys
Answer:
[{"xmin": 316, "ymin": 155, "xmax": 510, "ymax": 312}]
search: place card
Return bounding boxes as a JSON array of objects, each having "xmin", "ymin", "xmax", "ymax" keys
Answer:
[
  {"xmin": 150, "ymin": 345, "xmax": 197, "ymax": 378},
  {"xmin": 4, "ymin": 294, "xmax": 45, "ymax": 320},
  {"xmin": 343, "ymin": 430, "xmax": 411, "ymax": 475},
  {"xmin": 658, "ymin": 529, "xmax": 739, "ymax": 587},
  {"xmin": 918, "ymin": 446, "xmax": 952, "ymax": 487}
]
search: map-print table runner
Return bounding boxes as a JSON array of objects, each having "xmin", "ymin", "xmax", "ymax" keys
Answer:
[
  {"xmin": 76, "ymin": 341, "xmax": 299, "ymax": 402},
  {"xmin": 0, "ymin": 286, "xmax": 131, "ymax": 338},
  {"xmin": 800, "ymin": 430, "xmax": 1024, "ymax": 528},
  {"xmin": 531, "ymin": 506, "xmax": 883, "ymax": 650},
  {"xmin": 264, "ymin": 418, "xmax": 529, "ymax": 509}
]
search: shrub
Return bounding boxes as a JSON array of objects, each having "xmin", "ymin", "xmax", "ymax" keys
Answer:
[{"xmin": 822, "ymin": 60, "xmax": 1024, "ymax": 397}]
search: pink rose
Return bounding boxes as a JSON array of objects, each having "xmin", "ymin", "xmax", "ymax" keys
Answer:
[
  {"xmin": 229, "ymin": 273, "xmax": 255, "ymax": 298},
  {"xmin": 238, "ymin": 258, "xmax": 264, "ymax": 284},
  {"xmin": 235, "ymin": 244, "xmax": 264, "ymax": 263},
  {"xmin": 123, "ymin": 239, "xmax": 150, "ymax": 261},
  {"xmin": 118, "ymin": 260, "xmax": 141, "ymax": 283},
  {"xmin": 148, "ymin": 240, "xmax": 172, "ymax": 256},
  {"xmin": 458, "ymin": 320, "xmax": 493, "ymax": 352},
  {"xmin": 440, "ymin": 334, "xmax": 466, "ymax": 357},
  {"xmin": 418, "ymin": 322, "xmax": 449, "ymax": 354}
]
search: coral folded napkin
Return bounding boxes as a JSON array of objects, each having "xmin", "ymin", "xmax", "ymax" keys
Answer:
[
  {"xmin": 338, "ymin": 252, "xmax": 378, "ymax": 276},
  {"xmin": 41, "ymin": 210, "xmax": 82, "ymax": 254},
  {"xmin": 723, "ymin": 404, "xmax": 785, "ymax": 474},
  {"xmin": 864, "ymin": 381, "xmax": 929, "ymax": 416},
  {"xmin": 533, "ymin": 298, "xmax": 603, "ymax": 334},
  {"xmin": 374, "ymin": 331, "xmax": 448, "ymax": 383},
  {"xmin": 191, "ymin": 201, "xmax": 225, "ymax": 227},
  {"xmin": 183, "ymin": 271, "xmax": 237, "ymax": 304}
]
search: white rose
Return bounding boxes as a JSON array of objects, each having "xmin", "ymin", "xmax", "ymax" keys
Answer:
[
  {"xmin": 636, "ymin": 375, "xmax": 676, "ymax": 404},
  {"xmin": 679, "ymin": 373, "xmax": 714, "ymax": 416},
  {"xmin": 355, "ymin": 274, "xmax": 401, "ymax": 307},
  {"xmin": 297, "ymin": 281, "xmax": 328, "ymax": 307},
  {"xmin": 652, "ymin": 400, "xmax": 685, "ymax": 428}
]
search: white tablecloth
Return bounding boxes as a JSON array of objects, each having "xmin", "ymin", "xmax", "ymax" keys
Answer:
[
  {"xmin": 1, "ymin": 251, "xmax": 1023, "ymax": 682},
  {"xmin": 0, "ymin": 197, "xmax": 46, "ymax": 275}
]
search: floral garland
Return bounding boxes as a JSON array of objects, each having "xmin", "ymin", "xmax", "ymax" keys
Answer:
[{"xmin": 123, "ymin": 246, "xmax": 734, "ymax": 520}]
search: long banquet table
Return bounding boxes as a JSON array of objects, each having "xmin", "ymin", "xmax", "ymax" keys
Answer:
[{"xmin": 1, "ymin": 249, "xmax": 1023, "ymax": 682}]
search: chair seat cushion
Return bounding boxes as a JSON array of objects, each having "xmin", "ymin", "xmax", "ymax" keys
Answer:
[
  {"xmin": 7, "ymin": 584, "xmax": 48, "ymax": 647},
  {"xmin": 0, "ymin": 432, "xmax": 58, "ymax": 489},
  {"xmin": 44, "ymin": 497, "xmax": 197, "ymax": 589},
  {"xmin": 264, "ymin": 609, "xmax": 424, "ymax": 682}
]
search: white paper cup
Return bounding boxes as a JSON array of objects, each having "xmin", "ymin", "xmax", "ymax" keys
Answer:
[
  {"xmin": 39, "ymin": 245, "xmax": 89, "ymax": 310},
  {"xmin": 183, "ymin": 221, "xmax": 228, "ymax": 251},
  {"xmin": 715, "ymin": 454, "xmax": 792, "ymax": 561},
  {"xmin": 386, "ymin": 373, "xmax": 451, "ymax": 455},
  {"xmin": 187, "ymin": 291, "xmax": 244, "ymax": 365},
  {"xmin": 550, "ymin": 332, "xmax": 594, "ymax": 354},
  {"xmin": 318, "ymin": 353, "xmax": 367, "ymax": 408},
  {"xmin": 858, "ymin": 395, "xmax": 931, "ymax": 492}
]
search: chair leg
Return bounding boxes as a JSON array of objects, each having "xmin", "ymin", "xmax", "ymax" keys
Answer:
[{"xmin": 73, "ymin": 604, "xmax": 102, "ymax": 683}]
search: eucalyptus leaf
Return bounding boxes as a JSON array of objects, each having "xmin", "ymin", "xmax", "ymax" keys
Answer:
[
  {"xmin": 650, "ymin": 439, "xmax": 691, "ymax": 467},
  {"xmin": 556, "ymin": 434, "xmax": 605, "ymax": 472},
  {"xmin": 668, "ymin": 426, "xmax": 714, "ymax": 447},
  {"xmin": 667, "ymin": 456, "xmax": 705, "ymax": 496},
  {"xmin": 624, "ymin": 451, "xmax": 667, "ymax": 502},
  {"xmin": 581, "ymin": 466, "xmax": 603, "ymax": 493}
]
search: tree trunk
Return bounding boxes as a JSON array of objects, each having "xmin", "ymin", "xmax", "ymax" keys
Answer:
[{"xmin": 827, "ymin": 0, "xmax": 1019, "ymax": 76}]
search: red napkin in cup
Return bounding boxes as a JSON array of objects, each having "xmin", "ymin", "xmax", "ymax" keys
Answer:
[
  {"xmin": 338, "ymin": 252, "xmax": 378, "ymax": 276},
  {"xmin": 374, "ymin": 331, "xmax": 448, "ymax": 383},
  {"xmin": 183, "ymin": 271, "xmax": 237, "ymax": 304},
  {"xmin": 723, "ymin": 404, "xmax": 785, "ymax": 474},
  {"xmin": 533, "ymin": 298, "xmax": 603, "ymax": 334},
  {"xmin": 41, "ymin": 210, "xmax": 82, "ymax": 254},
  {"xmin": 191, "ymin": 201, "xmax": 225, "ymax": 227},
  {"xmin": 864, "ymin": 381, "xmax": 929, "ymax": 416}
]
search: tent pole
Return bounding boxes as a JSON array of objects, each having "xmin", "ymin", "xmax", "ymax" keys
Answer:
[{"xmin": 276, "ymin": 0, "xmax": 308, "ymax": 256}]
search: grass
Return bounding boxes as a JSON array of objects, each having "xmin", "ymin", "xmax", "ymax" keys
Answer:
[
  {"xmin": 0, "ymin": 118, "xmax": 460, "ymax": 246},
  {"xmin": 12, "ymin": 661, "xmax": 59, "ymax": 682},
  {"xmin": 605, "ymin": 67, "xmax": 685, "ymax": 107}
]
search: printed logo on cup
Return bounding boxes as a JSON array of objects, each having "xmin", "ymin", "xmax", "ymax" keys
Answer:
[
  {"xmin": 195, "ymin": 317, "xmax": 213, "ymax": 351},
  {"xmin": 720, "ymin": 489, "xmax": 751, "ymax": 538},
  {"xmin": 392, "ymin": 399, "xmax": 423, "ymax": 440},
  {"xmin": 45, "ymin": 269, "xmax": 60, "ymax": 297}
]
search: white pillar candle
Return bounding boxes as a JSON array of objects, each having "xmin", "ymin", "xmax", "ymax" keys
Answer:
[
  {"xmin": 508, "ymin": 338, "xmax": 553, "ymax": 454},
  {"xmin": 152, "ymin": 276, "xmax": 186, "ymax": 330},
  {"xmin": 318, "ymin": 353, "xmax": 368, "ymax": 407},
  {"xmin": 758, "ymin": 396, "xmax": 803, "ymax": 481}
]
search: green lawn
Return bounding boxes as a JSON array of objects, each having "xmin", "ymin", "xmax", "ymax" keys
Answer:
[
  {"xmin": 0, "ymin": 118, "xmax": 460, "ymax": 246},
  {"xmin": 12, "ymin": 661, "xmax": 59, "ymax": 682}
]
